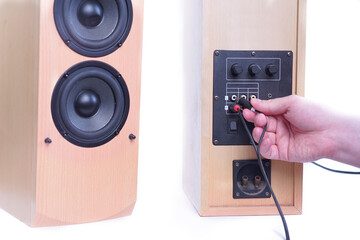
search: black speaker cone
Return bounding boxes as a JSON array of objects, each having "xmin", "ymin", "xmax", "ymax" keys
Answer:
[
  {"xmin": 51, "ymin": 61, "xmax": 130, "ymax": 148},
  {"xmin": 77, "ymin": 0, "xmax": 104, "ymax": 28},
  {"xmin": 74, "ymin": 90, "xmax": 101, "ymax": 118},
  {"xmin": 54, "ymin": 0, "xmax": 133, "ymax": 57}
]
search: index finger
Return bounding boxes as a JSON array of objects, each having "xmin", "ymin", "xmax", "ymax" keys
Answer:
[{"xmin": 243, "ymin": 109, "xmax": 256, "ymax": 122}]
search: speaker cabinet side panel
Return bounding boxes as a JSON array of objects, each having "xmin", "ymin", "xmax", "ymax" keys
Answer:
[
  {"xmin": 183, "ymin": 0, "xmax": 203, "ymax": 214},
  {"xmin": 33, "ymin": 0, "xmax": 144, "ymax": 226},
  {"xmin": 0, "ymin": 0, "xmax": 40, "ymax": 225},
  {"xmin": 200, "ymin": 0, "xmax": 304, "ymax": 216},
  {"xmin": 293, "ymin": 0, "xmax": 308, "ymax": 215},
  {"xmin": 297, "ymin": 0, "xmax": 307, "ymax": 97}
]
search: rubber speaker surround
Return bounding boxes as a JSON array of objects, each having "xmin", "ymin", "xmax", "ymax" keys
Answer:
[
  {"xmin": 54, "ymin": 0, "xmax": 133, "ymax": 57},
  {"xmin": 51, "ymin": 61, "xmax": 130, "ymax": 148}
]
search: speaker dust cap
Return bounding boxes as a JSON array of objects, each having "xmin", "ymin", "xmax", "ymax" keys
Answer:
[
  {"xmin": 51, "ymin": 61, "xmax": 130, "ymax": 148},
  {"xmin": 54, "ymin": 0, "xmax": 133, "ymax": 57}
]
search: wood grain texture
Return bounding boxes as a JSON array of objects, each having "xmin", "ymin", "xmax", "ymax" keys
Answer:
[
  {"xmin": 183, "ymin": 0, "xmax": 306, "ymax": 216},
  {"xmin": 0, "ymin": 0, "xmax": 40, "ymax": 225},
  {"xmin": 0, "ymin": 0, "xmax": 143, "ymax": 227}
]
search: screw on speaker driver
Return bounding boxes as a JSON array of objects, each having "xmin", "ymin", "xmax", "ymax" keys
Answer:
[
  {"xmin": 51, "ymin": 61, "xmax": 130, "ymax": 148},
  {"xmin": 54, "ymin": 0, "xmax": 133, "ymax": 57}
]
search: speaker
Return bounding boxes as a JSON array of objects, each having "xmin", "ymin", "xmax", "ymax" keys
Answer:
[
  {"xmin": 53, "ymin": 0, "xmax": 133, "ymax": 57},
  {"xmin": 183, "ymin": 0, "xmax": 306, "ymax": 216},
  {"xmin": 51, "ymin": 61, "xmax": 130, "ymax": 148},
  {"xmin": 0, "ymin": 0, "xmax": 143, "ymax": 226}
]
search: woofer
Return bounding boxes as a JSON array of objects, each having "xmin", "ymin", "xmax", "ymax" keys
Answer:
[
  {"xmin": 54, "ymin": 0, "xmax": 133, "ymax": 57},
  {"xmin": 51, "ymin": 61, "xmax": 130, "ymax": 147}
]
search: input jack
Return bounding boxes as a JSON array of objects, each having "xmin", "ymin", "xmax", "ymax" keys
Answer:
[
  {"xmin": 254, "ymin": 175, "xmax": 261, "ymax": 188},
  {"xmin": 231, "ymin": 95, "xmax": 237, "ymax": 102},
  {"xmin": 241, "ymin": 95, "xmax": 247, "ymax": 100},
  {"xmin": 251, "ymin": 95, "xmax": 257, "ymax": 100}
]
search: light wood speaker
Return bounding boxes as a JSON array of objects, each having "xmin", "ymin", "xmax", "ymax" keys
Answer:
[
  {"xmin": 0, "ymin": 0, "xmax": 143, "ymax": 226},
  {"xmin": 183, "ymin": 0, "xmax": 306, "ymax": 216}
]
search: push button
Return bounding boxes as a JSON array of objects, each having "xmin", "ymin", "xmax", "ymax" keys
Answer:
[{"xmin": 229, "ymin": 120, "xmax": 238, "ymax": 132}]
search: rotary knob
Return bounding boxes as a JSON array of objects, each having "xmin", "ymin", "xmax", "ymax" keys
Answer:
[
  {"xmin": 231, "ymin": 64, "xmax": 243, "ymax": 76},
  {"xmin": 266, "ymin": 64, "xmax": 279, "ymax": 76},
  {"xmin": 248, "ymin": 64, "xmax": 261, "ymax": 76}
]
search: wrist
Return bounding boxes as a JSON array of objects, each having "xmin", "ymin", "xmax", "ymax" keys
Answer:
[{"xmin": 325, "ymin": 115, "xmax": 360, "ymax": 167}]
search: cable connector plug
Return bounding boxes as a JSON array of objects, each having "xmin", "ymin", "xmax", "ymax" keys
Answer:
[
  {"xmin": 229, "ymin": 104, "xmax": 241, "ymax": 113},
  {"xmin": 236, "ymin": 97, "xmax": 257, "ymax": 112}
]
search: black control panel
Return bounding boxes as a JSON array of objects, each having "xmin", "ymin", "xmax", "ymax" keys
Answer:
[{"xmin": 213, "ymin": 50, "xmax": 293, "ymax": 145}]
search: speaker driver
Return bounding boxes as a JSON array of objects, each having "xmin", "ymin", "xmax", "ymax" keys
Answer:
[
  {"xmin": 51, "ymin": 61, "xmax": 130, "ymax": 148},
  {"xmin": 54, "ymin": 0, "xmax": 133, "ymax": 57}
]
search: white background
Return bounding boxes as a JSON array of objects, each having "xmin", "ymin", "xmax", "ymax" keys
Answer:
[{"xmin": 1, "ymin": 0, "xmax": 360, "ymax": 239}]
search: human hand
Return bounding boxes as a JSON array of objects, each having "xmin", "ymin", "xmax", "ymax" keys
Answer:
[{"xmin": 243, "ymin": 95, "xmax": 337, "ymax": 163}]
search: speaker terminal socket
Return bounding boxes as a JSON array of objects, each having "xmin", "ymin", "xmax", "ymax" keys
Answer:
[{"xmin": 233, "ymin": 160, "xmax": 271, "ymax": 199}]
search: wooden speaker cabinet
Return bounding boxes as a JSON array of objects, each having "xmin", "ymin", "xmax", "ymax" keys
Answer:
[
  {"xmin": 183, "ymin": 0, "xmax": 306, "ymax": 216},
  {"xmin": 0, "ymin": 0, "xmax": 143, "ymax": 226}
]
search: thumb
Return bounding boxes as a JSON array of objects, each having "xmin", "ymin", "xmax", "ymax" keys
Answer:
[{"xmin": 250, "ymin": 95, "xmax": 298, "ymax": 115}]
